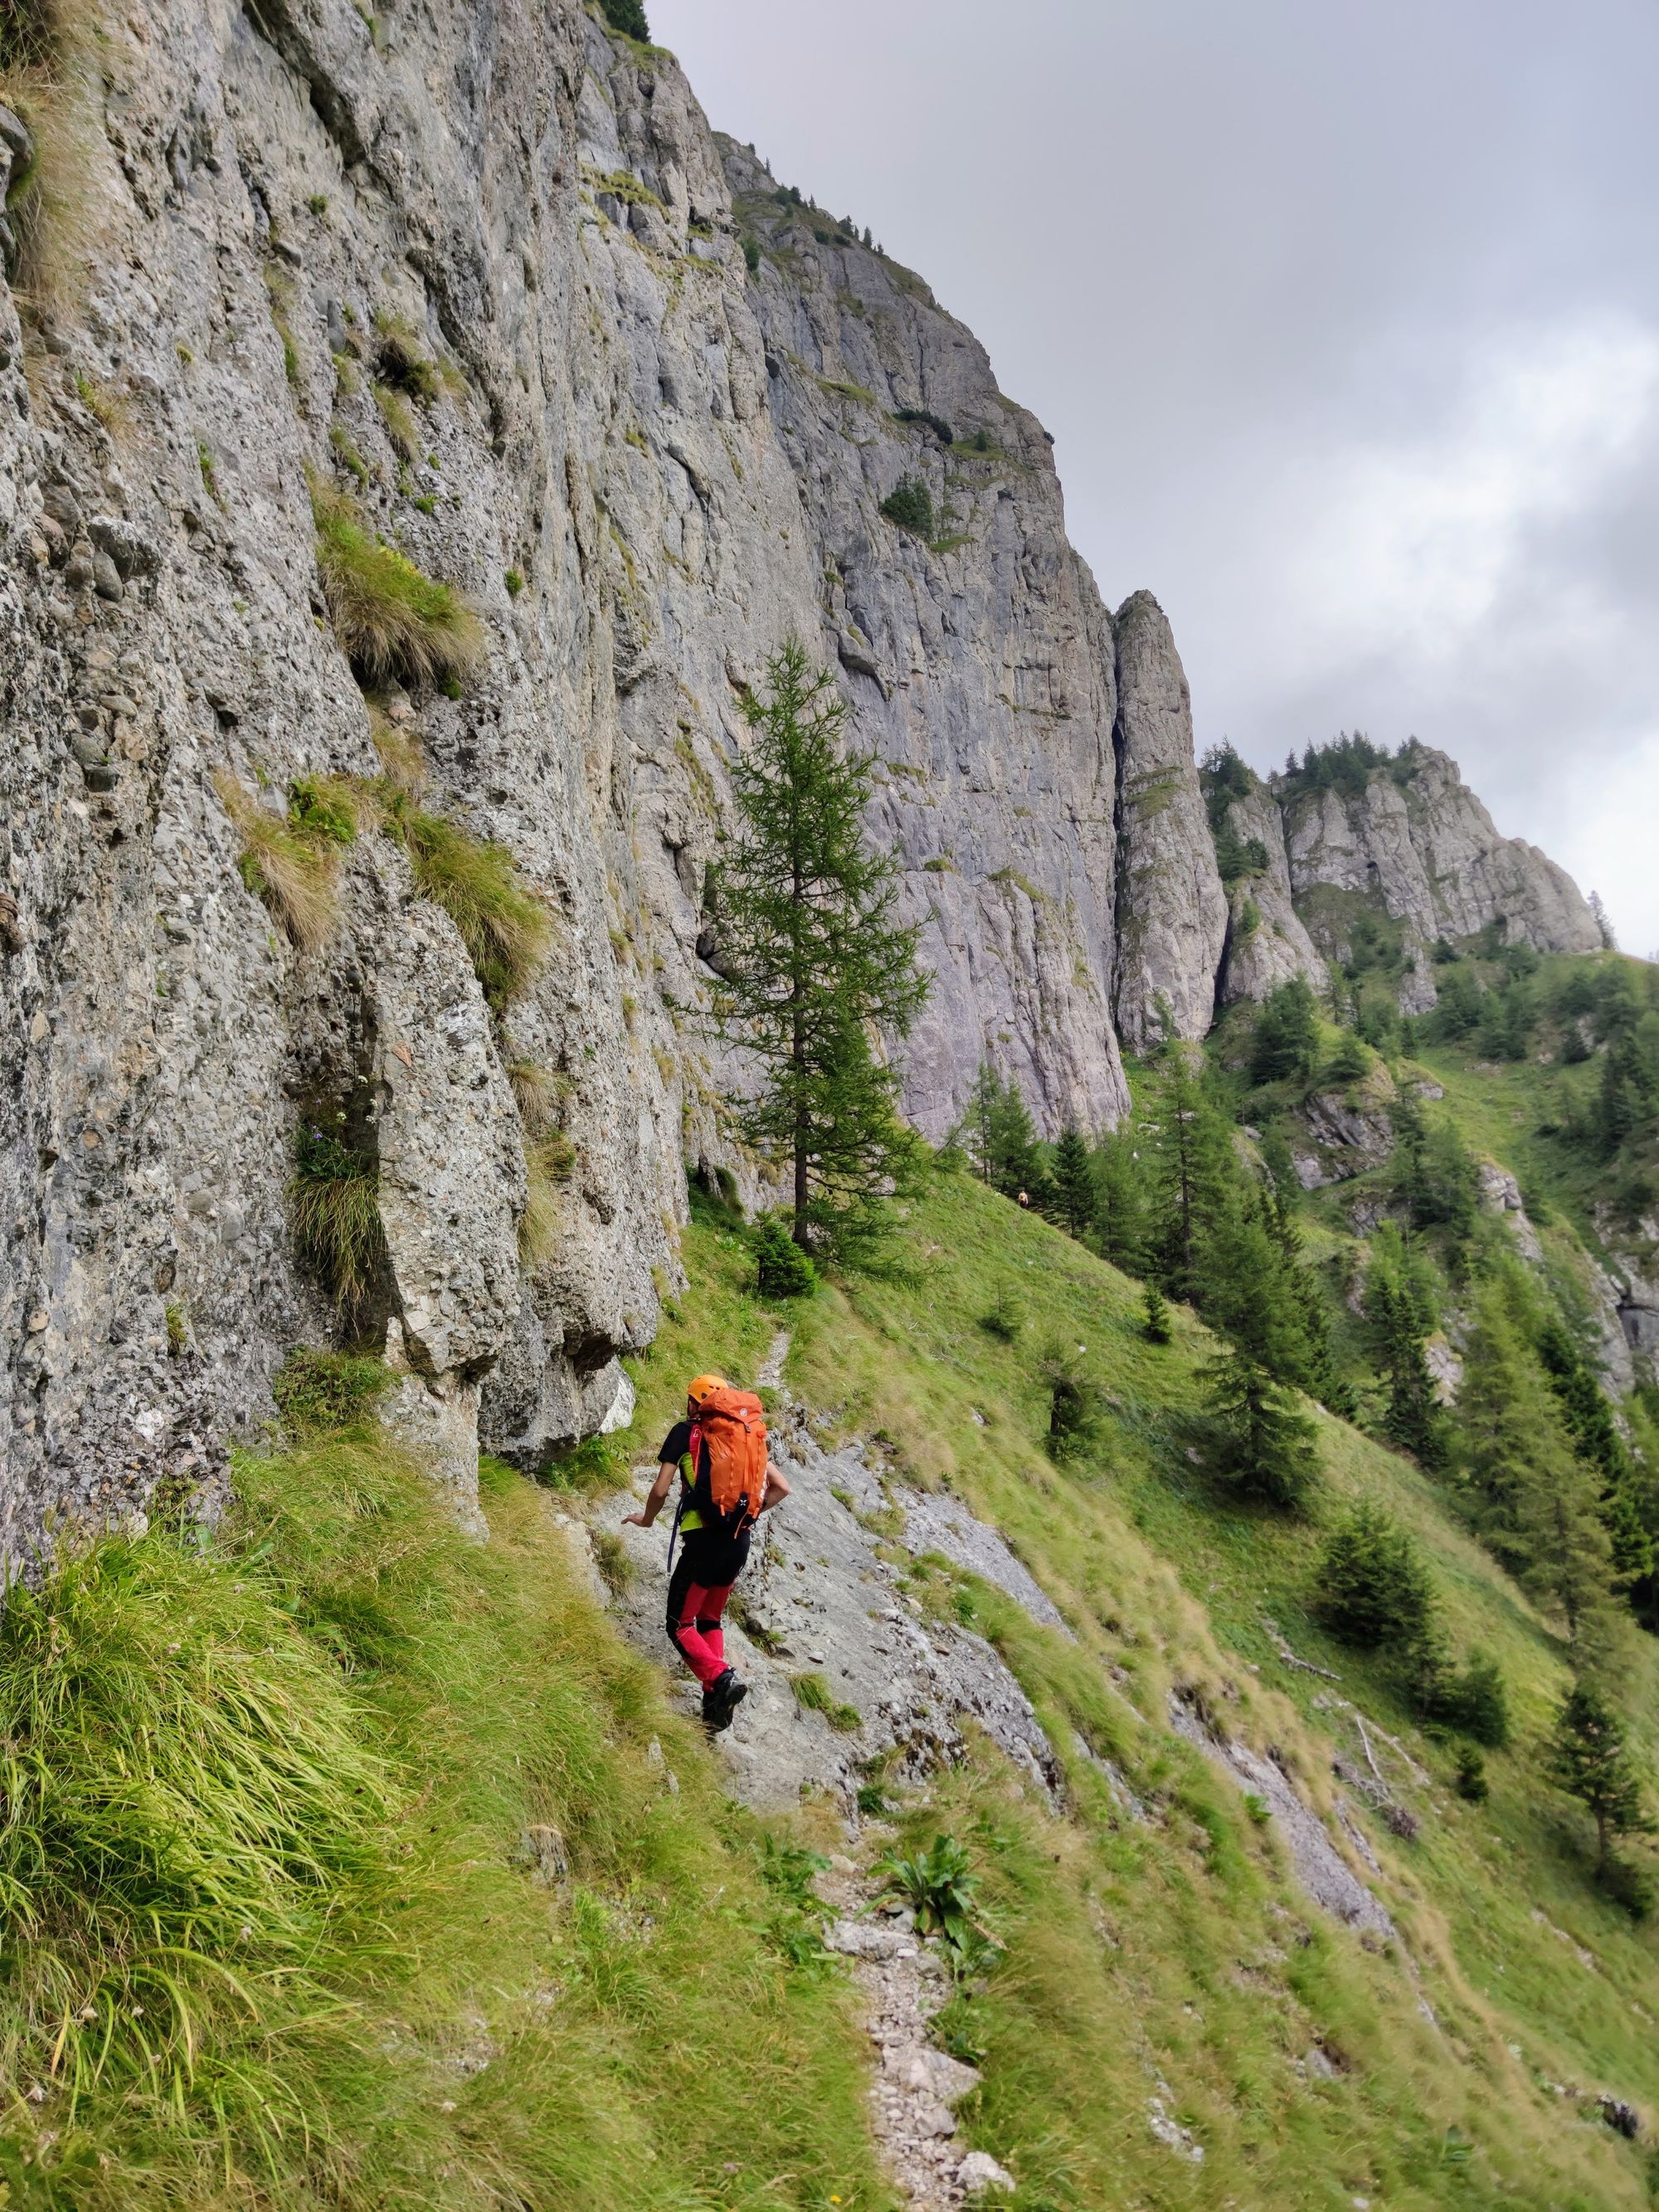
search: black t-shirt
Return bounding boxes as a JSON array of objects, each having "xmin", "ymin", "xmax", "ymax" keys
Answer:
[
  {"xmin": 658, "ymin": 1420, "xmax": 710, "ymax": 1529},
  {"xmin": 658, "ymin": 1420, "xmax": 696, "ymax": 1469}
]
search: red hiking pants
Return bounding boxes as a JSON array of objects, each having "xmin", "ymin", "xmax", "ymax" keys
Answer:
[{"xmin": 665, "ymin": 1528, "xmax": 752, "ymax": 1688}]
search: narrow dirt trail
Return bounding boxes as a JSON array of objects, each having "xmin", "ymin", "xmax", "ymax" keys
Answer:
[{"xmin": 816, "ymin": 1859, "xmax": 1014, "ymax": 2210}]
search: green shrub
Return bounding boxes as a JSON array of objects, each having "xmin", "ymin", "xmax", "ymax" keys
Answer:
[
  {"xmin": 980, "ymin": 1284, "xmax": 1023, "ymax": 1342},
  {"xmin": 1042, "ymin": 1346, "xmax": 1102, "ymax": 1462},
  {"xmin": 1443, "ymin": 1649, "xmax": 1511, "ymax": 1747},
  {"xmin": 1214, "ymin": 826, "xmax": 1269, "ymax": 886},
  {"xmin": 312, "ymin": 483, "xmax": 484, "ymax": 689},
  {"xmin": 1454, "ymin": 1745, "xmax": 1488, "ymax": 1802},
  {"xmin": 752, "ymin": 1214, "xmax": 817, "ymax": 1299},
  {"xmin": 1599, "ymin": 1854, "xmax": 1656, "ymax": 1922},
  {"xmin": 879, "ymin": 476, "xmax": 935, "ymax": 538},
  {"xmin": 895, "ymin": 407, "xmax": 954, "ymax": 444},
  {"xmin": 372, "ymin": 312, "xmax": 443, "ymax": 403},
  {"xmin": 288, "ymin": 772, "xmax": 363, "ymax": 845},
  {"xmin": 289, "ymin": 1118, "xmax": 383, "ymax": 1307},
  {"xmin": 272, "ymin": 1346, "xmax": 393, "ymax": 1435},
  {"xmin": 504, "ymin": 567, "xmax": 524, "ymax": 597},
  {"xmin": 1141, "ymin": 1283, "xmax": 1172, "ymax": 1345},
  {"xmin": 742, "ymin": 233, "xmax": 761, "ymax": 274},
  {"xmin": 873, "ymin": 1834, "xmax": 995, "ymax": 1968}
]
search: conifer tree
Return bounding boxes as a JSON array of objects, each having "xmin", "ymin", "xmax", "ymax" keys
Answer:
[
  {"xmin": 1141, "ymin": 1282, "xmax": 1171, "ymax": 1344},
  {"xmin": 1248, "ymin": 975, "xmax": 1320, "ymax": 1086},
  {"xmin": 1205, "ymin": 1348, "xmax": 1320, "ymax": 1510},
  {"xmin": 1459, "ymin": 1279, "xmax": 1618, "ymax": 1655},
  {"xmin": 1052, "ymin": 1126, "xmax": 1093, "ymax": 1240},
  {"xmin": 1147, "ymin": 1055, "xmax": 1233, "ymax": 1304},
  {"xmin": 1092, "ymin": 1128, "xmax": 1146, "ymax": 1274},
  {"xmin": 1317, "ymin": 1501, "xmax": 1435, "ymax": 1650},
  {"xmin": 707, "ymin": 641, "xmax": 928, "ymax": 1259},
  {"xmin": 1325, "ymin": 1027, "xmax": 1370, "ymax": 1084},
  {"xmin": 1539, "ymin": 1319, "xmax": 1656, "ymax": 1603},
  {"xmin": 1363, "ymin": 1256, "xmax": 1447, "ymax": 1469},
  {"xmin": 1550, "ymin": 1678, "xmax": 1652, "ymax": 1873}
]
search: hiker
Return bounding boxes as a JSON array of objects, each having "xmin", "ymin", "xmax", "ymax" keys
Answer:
[{"xmin": 624, "ymin": 1372, "xmax": 790, "ymax": 1730}]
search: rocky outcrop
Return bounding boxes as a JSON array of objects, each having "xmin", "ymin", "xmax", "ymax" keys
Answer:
[
  {"xmin": 601, "ymin": 1401, "xmax": 1063, "ymax": 1815},
  {"xmin": 1112, "ymin": 593, "xmax": 1228, "ymax": 1050},
  {"xmin": 0, "ymin": 0, "xmax": 1620, "ymax": 1550},
  {"xmin": 1214, "ymin": 786, "xmax": 1328, "ymax": 1008},
  {"xmin": 1279, "ymin": 748, "xmax": 1602, "ymax": 1006},
  {"xmin": 720, "ymin": 141, "xmax": 1130, "ymax": 1140}
]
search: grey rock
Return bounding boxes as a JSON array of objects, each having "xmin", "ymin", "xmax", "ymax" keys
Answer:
[
  {"xmin": 1281, "ymin": 748, "xmax": 1601, "ymax": 1002},
  {"xmin": 1214, "ymin": 785, "xmax": 1328, "ymax": 1006},
  {"xmin": 895, "ymin": 1487, "xmax": 1073, "ymax": 1635},
  {"xmin": 1169, "ymin": 1694, "xmax": 1394, "ymax": 1937},
  {"xmin": 91, "ymin": 548, "xmax": 124, "ymax": 603},
  {"xmin": 958, "ymin": 2151, "xmax": 1018, "ymax": 2197},
  {"xmin": 1296, "ymin": 1070, "xmax": 1397, "ymax": 1184},
  {"xmin": 1112, "ymin": 592, "xmax": 1228, "ymax": 1050},
  {"xmin": 87, "ymin": 514, "xmax": 163, "ymax": 577}
]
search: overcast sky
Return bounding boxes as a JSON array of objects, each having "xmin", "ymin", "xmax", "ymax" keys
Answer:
[{"xmin": 650, "ymin": 0, "xmax": 1659, "ymax": 957}]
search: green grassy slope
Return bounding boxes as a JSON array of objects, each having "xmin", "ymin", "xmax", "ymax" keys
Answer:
[
  {"xmin": 7, "ymin": 1145, "xmax": 1655, "ymax": 2209},
  {"xmin": 640, "ymin": 1173, "xmax": 1658, "ymax": 2210},
  {"xmin": 0, "ymin": 1432, "xmax": 883, "ymax": 2210}
]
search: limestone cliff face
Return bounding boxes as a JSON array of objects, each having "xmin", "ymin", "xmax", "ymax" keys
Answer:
[
  {"xmin": 0, "ymin": 0, "xmax": 1613, "ymax": 1555},
  {"xmin": 1214, "ymin": 786, "xmax": 1328, "ymax": 1008},
  {"xmin": 1278, "ymin": 746, "xmax": 1603, "ymax": 1006},
  {"xmin": 1111, "ymin": 592, "xmax": 1228, "ymax": 1051},
  {"xmin": 719, "ymin": 143, "xmax": 1131, "ymax": 1139}
]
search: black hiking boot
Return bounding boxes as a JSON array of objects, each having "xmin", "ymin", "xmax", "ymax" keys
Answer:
[{"xmin": 702, "ymin": 1668, "xmax": 748, "ymax": 1732}]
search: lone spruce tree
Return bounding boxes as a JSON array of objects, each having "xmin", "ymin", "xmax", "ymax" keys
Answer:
[
  {"xmin": 708, "ymin": 641, "xmax": 929, "ymax": 1260},
  {"xmin": 1550, "ymin": 1678, "xmax": 1652, "ymax": 1877},
  {"xmin": 1052, "ymin": 1126, "xmax": 1094, "ymax": 1240}
]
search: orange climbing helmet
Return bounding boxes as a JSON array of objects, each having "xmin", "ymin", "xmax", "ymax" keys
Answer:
[{"xmin": 686, "ymin": 1372, "xmax": 729, "ymax": 1410}]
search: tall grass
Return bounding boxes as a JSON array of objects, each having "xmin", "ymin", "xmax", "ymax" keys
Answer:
[
  {"xmin": 0, "ymin": 1422, "xmax": 886, "ymax": 2206},
  {"xmin": 313, "ymin": 484, "xmax": 483, "ymax": 689},
  {"xmin": 212, "ymin": 768, "xmax": 343, "ymax": 952},
  {"xmin": 519, "ymin": 1129, "xmax": 574, "ymax": 1263},
  {"xmin": 289, "ymin": 1118, "xmax": 383, "ymax": 1308},
  {"xmin": 397, "ymin": 804, "xmax": 551, "ymax": 1007},
  {"xmin": 0, "ymin": 0, "xmax": 103, "ymax": 319}
]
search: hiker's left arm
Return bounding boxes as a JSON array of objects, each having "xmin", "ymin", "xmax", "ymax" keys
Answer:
[
  {"xmin": 624, "ymin": 1462, "xmax": 677, "ymax": 1528},
  {"xmin": 759, "ymin": 1461, "xmax": 791, "ymax": 1513}
]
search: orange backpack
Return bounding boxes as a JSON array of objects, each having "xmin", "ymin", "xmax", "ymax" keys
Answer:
[{"xmin": 688, "ymin": 1387, "xmax": 770, "ymax": 1536}]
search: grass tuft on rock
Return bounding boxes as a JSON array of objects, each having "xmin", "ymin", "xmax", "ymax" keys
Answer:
[
  {"xmin": 396, "ymin": 804, "xmax": 551, "ymax": 1007},
  {"xmin": 213, "ymin": 768, "xmax": 343, "ymax": 952},
  {"xmin": 312, "ymin": 483, "xmax": 483, "ymax": 690},
  {"xmin": 288, "ymin": 1118, "xmax": 383, "ymax": 1307},
  {"xmin": 519, "ymin": 1129, "xmax": 576, "ymax": 1263},
  {"xmin": 0, "ymin": 0, "xmax": 104, "ymax": 318}
]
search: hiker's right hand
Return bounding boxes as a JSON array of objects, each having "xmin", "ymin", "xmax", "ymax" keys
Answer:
[{"xmin": 622, "ymin": 1511, "xmax": 652, "ymax": 1528}]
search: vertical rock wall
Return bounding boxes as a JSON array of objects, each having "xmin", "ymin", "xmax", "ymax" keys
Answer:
[
  {"xmin": 1110, "ymin": 592, "xmax": 1228, "ymax": 1051},
  {"xmin": 0, "ymin": 0, "xmax": 1612, "ymax": 1550}
]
